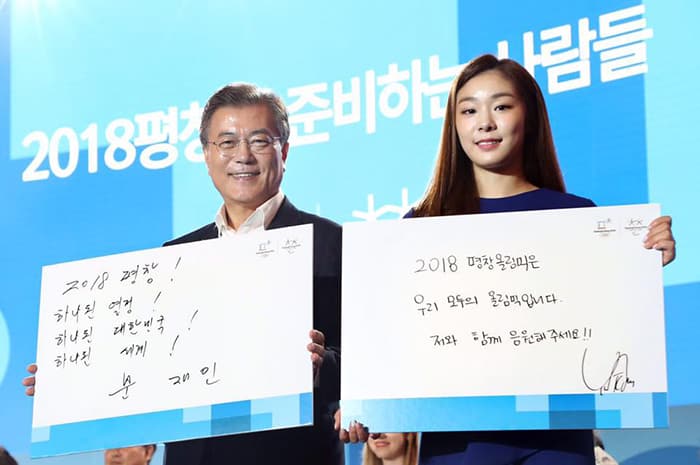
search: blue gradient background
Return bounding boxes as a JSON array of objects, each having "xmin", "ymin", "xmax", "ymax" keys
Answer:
[{"xmin": 1, "ymin": 0, "xmax": 698, "ymax": 464}]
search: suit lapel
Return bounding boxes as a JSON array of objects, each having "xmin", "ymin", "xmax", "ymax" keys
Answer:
[
  {"xmin": 268, "ymin": 196, "xmax": 303, "ymax": 230},
  {"xmin": 201, "ymin": 223, "xmax": 219, "ymax": 240}
]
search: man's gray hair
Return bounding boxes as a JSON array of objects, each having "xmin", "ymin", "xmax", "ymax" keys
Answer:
[{"xmin": 199, "ymin": 83, "xmax": 290, "ymax": 146}]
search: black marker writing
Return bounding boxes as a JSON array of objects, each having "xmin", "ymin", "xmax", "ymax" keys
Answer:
[
  {"xmin": 108, "ymin": 372, "xmax": 135, "ymax": 400},
  {"xmin": 581, "ymin": 348, "xmax": 636, "ymax": 395},
  {"xmin": 188, "ymin": 309, "xmax": 199, "ymax": 330},
  {"xmin": 170, "ymin": 335, "xmax": 179, "ymax": 356}
]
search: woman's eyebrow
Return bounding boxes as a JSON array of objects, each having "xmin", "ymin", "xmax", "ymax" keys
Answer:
[{"xmin": 457, "ymin": 92, "xmax": 515, "ymax": 104}]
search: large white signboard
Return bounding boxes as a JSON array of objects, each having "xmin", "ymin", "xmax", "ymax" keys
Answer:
[
  {"xmin": 32, "ymin": 225, "xmax": 314, "ymax": 456},
  {"xmin": 341, "ymin": 205, "xmax": 667, "ymax": 431}
]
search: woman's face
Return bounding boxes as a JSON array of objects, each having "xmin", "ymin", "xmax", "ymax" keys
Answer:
[
  {"xmin": 368, "ymin": 433, "xmax": 408, "ymax": 461},
  {"xmin": 454, "ymin": 69, "xmax": 526, "ymax": 178}
]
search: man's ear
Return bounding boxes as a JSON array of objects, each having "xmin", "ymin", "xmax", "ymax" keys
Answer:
[
  {"xmin": 281, "ymin": 141, "xmax": 290, "ymax": 171},
  {"xmin": 144, "ymin": 445, "xmax": 156, "ymax": 461},
  {"xmin": 203, "ymin": 144, "xmax": 214, "ymax": 175}
]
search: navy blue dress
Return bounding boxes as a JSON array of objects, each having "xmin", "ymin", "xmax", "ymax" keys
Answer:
[{"xmin": 407, "ymin": 188, "xmax": 597, "ymax": 465}]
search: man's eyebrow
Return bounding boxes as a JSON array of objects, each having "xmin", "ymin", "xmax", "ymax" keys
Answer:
[
  {"xmin": 248, "ymin": 128, "xmax": 274, "ymax": 137},
  {"xmin": 215, "ymin": 128, "xmax": 273, "ymax": 138},
  {"xmin": 214, "ymin": 130, "xmax": 239, "ymax": 139},
  {"xmin": 457, "ymin": 92, "xmax": 516, "ymax": 104}
]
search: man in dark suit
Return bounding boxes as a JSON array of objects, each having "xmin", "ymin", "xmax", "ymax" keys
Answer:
[
  {"xmin": 23, "ymin": 82, "xmax": 342, "ymax": 464},
  {"xmin": 161, "ymin": 83, "xmax": 342, "ymax": 465}
]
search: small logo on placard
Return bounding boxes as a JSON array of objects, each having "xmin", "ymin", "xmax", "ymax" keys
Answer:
[
  {"xmin": 593, "ymin": 218, "xmax": 616, "ymax": 237},
  {"xmin": 256, "ymin": 240, "xmax": 276, "ymax": 258},
  {"xmin": 623, "ymin": 218, "xmax": 647, "ymax": 236},
  {"xmin": 281, "ymin": 238, "xmax": 302, "ymax": 254}
]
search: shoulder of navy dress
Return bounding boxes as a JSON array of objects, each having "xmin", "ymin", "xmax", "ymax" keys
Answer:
[
  {"xmin": 535, "ymin": 188, "xmax": 596, "ymax": 209},
  {"xmin": 559, "ymin": 190, "xmax": 597, "ymax": 208}
]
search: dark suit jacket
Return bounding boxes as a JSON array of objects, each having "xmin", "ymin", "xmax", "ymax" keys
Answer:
[{"xmin": 162, "ymin": 197, "xmax": 342, "ymax": 465}]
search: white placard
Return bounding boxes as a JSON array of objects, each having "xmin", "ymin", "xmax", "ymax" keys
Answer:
[
  {"xmin": 33, "ymin": 224, "xmax": 313, "ymax": 429},
  {"xmin": 342, "ymin": 205, "xmax": 666, "ymax": 402}
]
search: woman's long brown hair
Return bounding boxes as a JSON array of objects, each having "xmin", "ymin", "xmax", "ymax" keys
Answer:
[{"xmin": 413, "ymin": 54, "xmax": 565, "ymax": 217}]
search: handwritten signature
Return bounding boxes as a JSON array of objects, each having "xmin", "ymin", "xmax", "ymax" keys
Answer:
[{"xmin": 581, "ymin": 348, "xmax": 636, "ymax": 395}]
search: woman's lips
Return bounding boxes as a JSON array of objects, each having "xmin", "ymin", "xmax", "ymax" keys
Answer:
[{"xmin": 475, "ymin": 139, "xmax": 501, "ymax": 150}]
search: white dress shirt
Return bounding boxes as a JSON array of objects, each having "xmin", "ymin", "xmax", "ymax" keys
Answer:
[{"xmin": 213, "ymin": 190, "xmax": 285, "ymax": 237}]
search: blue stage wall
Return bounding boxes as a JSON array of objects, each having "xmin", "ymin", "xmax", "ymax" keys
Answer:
[{"xmin": 1, "ymin": 1, "xmax": 698, "ymax": 463}]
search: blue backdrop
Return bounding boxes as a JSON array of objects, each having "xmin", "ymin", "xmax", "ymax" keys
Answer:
[{"xmin": 1, "ymin": 0, "xmax": 698, "ymax": 464}]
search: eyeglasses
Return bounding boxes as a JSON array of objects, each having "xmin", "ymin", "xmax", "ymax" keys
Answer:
[{"xmin": 207, "ymin": 134, "xmax": 281, "ymax": 157}]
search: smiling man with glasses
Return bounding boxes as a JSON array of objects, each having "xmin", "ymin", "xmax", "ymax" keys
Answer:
[
  {"xmin": 22, "ymin": 83, "xmax": 344, "ymax": 464},
  {"xmin": 163, "ymin": 83, "xmax": 343, "ymax": 465},
  {"xmin": 200, "ymin": 94, "xmax": 289, "ymax": 234}
]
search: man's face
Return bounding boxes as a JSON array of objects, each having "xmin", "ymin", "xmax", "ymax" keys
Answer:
[
  {"xmin": 203, "ymin": 104, "xmax": 288, "ymax": 216},
  {"xmin": 104, "ymin": 446, "xmax": 154, "ymax": 465}
]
